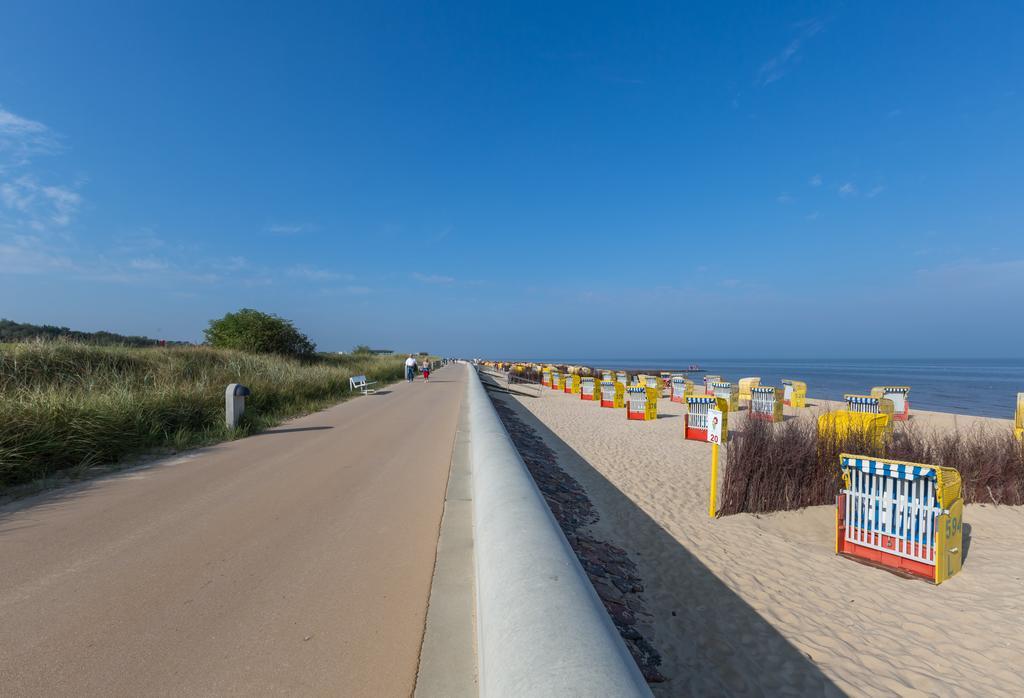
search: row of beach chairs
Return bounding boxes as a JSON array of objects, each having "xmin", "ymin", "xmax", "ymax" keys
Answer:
[{"xmin": 482, "ymin": 361, "xmax": 991, "ymax": 585}]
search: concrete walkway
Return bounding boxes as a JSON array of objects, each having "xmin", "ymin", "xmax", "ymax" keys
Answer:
[{"xmin": 0, "ymin": 363, "xmax": 466, "ymax": 696}]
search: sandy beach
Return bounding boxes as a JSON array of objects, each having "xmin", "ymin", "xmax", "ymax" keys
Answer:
[{"xmin": 494, "ymin": 384, "xmax": 1024, "ymax": 696}]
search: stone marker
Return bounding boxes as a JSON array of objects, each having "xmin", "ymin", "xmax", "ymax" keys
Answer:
[{"xmin": 225, "ymin": 383, "xmax": 251, "ymax": 428}]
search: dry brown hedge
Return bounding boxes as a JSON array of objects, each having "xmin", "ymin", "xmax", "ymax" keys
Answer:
[{"xmin": 720, "ymin": 416, "xmax": 1024, "ymax": 515}]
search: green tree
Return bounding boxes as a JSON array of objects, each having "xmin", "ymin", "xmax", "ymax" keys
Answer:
[
  {"xmin": 204, "ymin": 309, "xmax": 316, "ymax": 357},
  {"xmin": 351, "ymin": 344, "xmax": 372, "ymax": 355}
]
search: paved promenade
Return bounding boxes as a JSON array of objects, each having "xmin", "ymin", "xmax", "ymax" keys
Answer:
[{"xmin": 0, "ymin": 364, "xmax": 465, "ymax": 696}]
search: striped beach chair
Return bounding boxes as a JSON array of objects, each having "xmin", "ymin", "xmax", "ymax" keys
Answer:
[
  {"xmin": 669, "ymin": 376, "xmax": 694, "ymax": 403},
  {"xmin": 750, "ymin": 386, "xmax": 783, "ymax": 422},
  {"xmin": 684, "ymin": 396, "xmax": 729, "ymax": 441},
  {"xmin": 845, "ymin": 394, "xmax": 894, "ymax": 418},
  {"xmin": 703, "ymin": 375, "xmax": 721, "ymax": 395},
  {"xmin": 781, "ymin": 379, "xmax": 807, "ymax": 408},
  {"xmin": 600, "ymin": 370, "xmax": 614, "ymax": 382},
  {"xmin": 580, "ymin": 376, "xmax": 598, "ymax": 401},
  {"xmin": 871, "ymin": 386, "xmax": 911, "ymax": 421},
  {"xmin": 643, "ymin": 375, "xmax": 660, "ymax": 391},
  {"xmin": 541, "ymin": 369, "xmax": 551, "ymax": 387},
  {"xmin": 615, "ymin": 370, "xmax": 629, "ymax": 386},
  {"xmin": 564, "ymin": 373, "xmax": 580, "ymax": 394},
  {"xmin": 550, "ymin": 370, "xmax": 562, "ymax": 391},
  {"xmin": 836, "ymin": 454, "xmax": 963, "ymax": 584},
  {"xmin": 600, "ymin": 380, "xmax": 625, "ymax": 408},
  {"xmin": 711, "ymin": 381, "xmax": 739, "ymax": 412},
  {"xmin": 625, "ymin": 386, "xmax": 658, "ymax": 421},
  {"xmin": 737, "ymin": 377, "xmax": 761, "ymax": 403},
  {"xmin": 1016, "ymin": 393, "xmax": 1024, "ymax": 442}
]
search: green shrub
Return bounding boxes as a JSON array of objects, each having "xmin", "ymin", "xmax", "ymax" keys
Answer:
[{"xmin": 204, "ymin": 308, "xmax": 316, "ymax": 358}]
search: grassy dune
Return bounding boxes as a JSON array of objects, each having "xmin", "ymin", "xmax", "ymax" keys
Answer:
[{"xmin": 0, "ymin": 342, "xmax": 406, "ymax": 489}]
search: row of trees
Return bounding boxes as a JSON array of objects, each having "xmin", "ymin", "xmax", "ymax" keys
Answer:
[
  {"xmin": 0, "ymin": 319, "xmax": 183, "ymax": 347},
  {"xmin": 4, "ymin": 310, "xmax": 381, "ymax": 360}
]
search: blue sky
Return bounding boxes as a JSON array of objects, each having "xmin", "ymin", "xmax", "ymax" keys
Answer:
[{"xmin": 1, "ymin": 2, "xmax": 1021, "ymax": 357}]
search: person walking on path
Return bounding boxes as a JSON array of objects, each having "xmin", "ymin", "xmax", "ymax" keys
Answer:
[
  {"xmin": 405, "ymin": 355, "xmax": 418, "ymax": 382},
  {"xmin": 422, "ymin": 362, "xmax": 430, "ymax": 382}
]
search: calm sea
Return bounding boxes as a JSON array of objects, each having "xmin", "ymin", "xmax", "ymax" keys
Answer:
[{"xmin": 522, "ymin": 358, "xmax": 1024, "ymax": 419}]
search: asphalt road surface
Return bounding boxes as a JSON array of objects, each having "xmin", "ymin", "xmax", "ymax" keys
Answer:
[{"xmin": 0, "ymin": 363, "xmax": 465, "ymax": 696}]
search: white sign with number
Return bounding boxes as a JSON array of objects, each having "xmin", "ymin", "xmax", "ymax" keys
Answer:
[{"xmin": 707, "ymin": 408, "xmax": 723, "ymax": 444}]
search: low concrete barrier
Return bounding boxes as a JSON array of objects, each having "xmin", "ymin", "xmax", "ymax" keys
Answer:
[{"xmin": 467, "ymin": 367, "xmax": 650, "ymax": 697}]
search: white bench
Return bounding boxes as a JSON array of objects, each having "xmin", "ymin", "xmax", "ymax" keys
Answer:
[{"xmin": 349, "ymin": 374, "xmax": 378, "ymax": 395}]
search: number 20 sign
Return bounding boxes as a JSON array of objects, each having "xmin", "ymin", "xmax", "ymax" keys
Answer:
[{"xmin": 707, "ymin": 409, "xmax": 723, "ymax": 444}]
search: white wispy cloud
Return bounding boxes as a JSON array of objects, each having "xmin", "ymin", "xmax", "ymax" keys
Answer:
[
  {"xmin": 1, "ymin": 176, "xmax": 81, "ymax": 226},
  {"xmin": 838, "ymin": 182, "xmax": 857, "ymax": 197},
  {"xmin": 0, "ymin": 234, "xmax": 73, "ymax": 274},
  {"xmin": 287, "ymin": 264, "xmax": 351, "ymax": 282},
  {"xmin": 413, "ymin": 272, "xmax": 456, "ymax": 285},
  {"xmin": 222, "ymin": 256, "xmax": 248, "ymax": 271},
  {"xmin": 0, "ymin": 178, "xmax": 32, "ymax": 211},
  {"xmin": 267, "ymin": 223, "xmax": 312, "ymax": 235},
  {"xmin": 1, "ymin": 108, "xmax": 81, "ymax": 234},
  {"xmin": 0, "ymin": 107, "xmax": 349, "ymax": 292},
  {"xmin": 0, "ymin": 108, "xmax": 47, "ymax": 136},
  {"xmin": 42, "ymin": 184, "xmax": 81, "ymax": 226},
  {"xmin": 776, "ymin": 193, "xmax": 794, "ymax": 204},
  {"xmin": 808, "ymin": 174, "xmax": 822, "ymax": 187},
  {"xmin": 129, "ymin": 257, "xmax": 169, "ymax": 271},
  {"xmin": 865, "ymin": 185, "xmax": 884, "ymax": 198},
  {"xmin": 319, "ymin": 285, "xmax": 372, "ymax": 296},
  {"xmin": 756, "ymin": 19, "xmax": 825, "ymax": 86},
  {"xmin": 0, "ymin": 106, "xmax": 58, "ymax": 164}
]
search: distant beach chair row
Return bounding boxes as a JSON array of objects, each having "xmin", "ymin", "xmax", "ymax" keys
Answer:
[
  {"xmin": 541, "ymin": 365, "xmax": 816, "ymax": 430},
  {"xmin": 501, "ymin": 363, "xmax": 1019, "ymax": 441}
]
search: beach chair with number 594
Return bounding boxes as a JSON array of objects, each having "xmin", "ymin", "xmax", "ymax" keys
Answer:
[{"xmin": 836, "ymin": 455, "xmax": 963, "ymax": 584}]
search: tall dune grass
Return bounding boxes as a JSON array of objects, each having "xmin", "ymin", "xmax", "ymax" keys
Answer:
[
  {"xmin": 0, "ymin": 341, "xmax": 406, "ymax": 489},
  {"xmin": 720, "ymin": 416, "xmax": 1024, "ymax": 515}
]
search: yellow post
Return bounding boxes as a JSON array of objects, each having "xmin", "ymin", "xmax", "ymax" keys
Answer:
[{"xmin": 709, "ymin": 442, "xmax": 719, "ymax": 518}]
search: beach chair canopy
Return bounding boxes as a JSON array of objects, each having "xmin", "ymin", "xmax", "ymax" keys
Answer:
[{"xmin": 840, "ymin": 456, "xmax": 936, "ymax": 482}]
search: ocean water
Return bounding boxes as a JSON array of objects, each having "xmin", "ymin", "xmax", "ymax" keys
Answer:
[{"xmin": 526, "ymin": 358, "xmax": 1024, "ymax": 419}]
